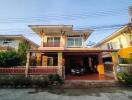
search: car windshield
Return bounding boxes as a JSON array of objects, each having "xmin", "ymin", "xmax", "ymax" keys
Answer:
[{"xmin": 72, "ymin": 64, "xmax": 82, "ymax": 68}]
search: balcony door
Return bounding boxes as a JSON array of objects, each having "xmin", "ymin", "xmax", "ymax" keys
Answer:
[{"xmin": 47, "ymin": 37, "xmax": 60, "ymax": 47}]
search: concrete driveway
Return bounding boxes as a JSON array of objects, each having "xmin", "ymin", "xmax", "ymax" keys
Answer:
[{"xmin": 0, "ymin": 87, "xmax": 132, "ymax": 100}]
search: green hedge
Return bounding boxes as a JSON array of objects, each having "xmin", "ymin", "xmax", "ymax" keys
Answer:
[{"xmin": 0, "ymin": 74, "xmax": 64, "ymax": 88}]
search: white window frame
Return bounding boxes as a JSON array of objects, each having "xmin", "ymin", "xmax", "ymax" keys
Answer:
[
  {"xmin": 67, "ymin": 37, "xmax": 83, "ymax": 47},
  {"xmin": 47, "ymin": 37, "xmax": 60, "ymax": 45}
]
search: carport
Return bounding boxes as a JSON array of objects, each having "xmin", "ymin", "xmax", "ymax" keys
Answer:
[{"xmin": 26, "ymin": 49, "xmax": 118, "ymax": 80}]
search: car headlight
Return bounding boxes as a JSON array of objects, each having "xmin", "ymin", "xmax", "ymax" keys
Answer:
[
  {"xmin": 81, "ymin": 68, "xmax": 85, "ymax": 71},
  {"xmin": 71, "ymin": 69, "xmax": 75, "ymax": 72}
]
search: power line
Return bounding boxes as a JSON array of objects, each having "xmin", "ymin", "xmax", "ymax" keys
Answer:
[
  {"xmin": 0, "ymin": 8, "xmax": 128, "ymax": 23},
  {"xmin": 0, "ymin": 23, "xmax": 127, "ymax": 35},
  {"xmin": 0, "ymin": 23, "xmax": 126, "ymax": 30}
]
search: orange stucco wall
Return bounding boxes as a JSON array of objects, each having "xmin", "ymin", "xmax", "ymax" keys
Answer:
[{"xmin": 118, "ymin": 47, "xmax": 132, "ymax": 58}]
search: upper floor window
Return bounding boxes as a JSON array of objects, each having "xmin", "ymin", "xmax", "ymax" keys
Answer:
[
  {"xmin": 47, "ymin": 37, "xmax": 60, "ymax": 47},
  {"xmin": 129, "ymin": 34, "xmax": 132, "ymax": 46},
  {"xmin": 67, "ymin": 37, "xmax": 82, "ymax": 47},
  {"xmin": 129, "ymin": 34, "xmax": 132, "ymax": 41},
  {"xmin": 107, "ymin": 43, "xmax": 110, "ymax": 50},
  {"xmin": 3, "ymin": 39, "xmax": 13, "ymax": 45},
  {"xmin": 107, "ymin": 42, "xmax": 113, "ymax": 50},
  {"xmin": 118, "ymin": 38, "xmax": 123, "ymax": 48},
  {"xmin": 110, "ymin": 42, "xmax": 113, "ymax": 49}
]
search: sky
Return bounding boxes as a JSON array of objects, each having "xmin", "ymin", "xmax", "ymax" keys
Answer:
[{"xmin": 0, "ymin": 0, "xmax": 132, "ymax": 45}]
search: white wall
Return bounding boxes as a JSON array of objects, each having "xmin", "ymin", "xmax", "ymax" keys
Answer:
[
  {"xmin": 0, "ymin": 39, "xmax": 20, "ymax": 50},
  {"xmin": 98, "ymin": 33, "xmax": 130, "ymax": 50}
]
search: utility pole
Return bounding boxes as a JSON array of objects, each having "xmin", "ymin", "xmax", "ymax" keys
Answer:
[{"xmin": 129, "ymin": 6, "xmax": 132, "ymax": 23}]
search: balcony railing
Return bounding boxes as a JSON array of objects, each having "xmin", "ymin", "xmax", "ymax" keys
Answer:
[
  {"xmin": 67, "ymin": 45, "xmax": 83, "ymax": 48},
  {"xmin": 43, "ymin": 42, "xmax": 61, "ymax": 47}
]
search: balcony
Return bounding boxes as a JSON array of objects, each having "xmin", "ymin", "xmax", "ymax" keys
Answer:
[{"xmin": 43, "ymin": 42, "xmax": 61, "ymax": 47}]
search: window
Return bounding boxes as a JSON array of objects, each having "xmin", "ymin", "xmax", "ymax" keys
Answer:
[
  {"xmin": 107, "ymin": 43, "xmax": 110, "ymax": 50},
  {"xmin": 110, "ymin": 42, "xmax": 113, "ymax": 49},
  {"xmin": 3, "ymin": 39, "xmax": 12, "ymax": 44},
  {"xmin": 47, "ymin": 57, "xmax": 53, "ymax": 66},
  {"xmin": 129, "ymin": 34, "xmax": 132, "ymax": 46},
  {"xmin": 67, "ymin": 37, "xmax": 82, "ymax": 47},
  {"xmin": 118, "ymin": 38, "xmax": 123, "ymax": 48},
  {"xmin": 54, "ymin": 37, "xmax": 60, "ymax": 43},
  {"xmin": 67, "ymin": 38, "xmax": 74, "ymax": 46},
  {"xmin": 107, "ymin": 42, "xmax": 113, "ymax": 50},
  {"xmin": 47, "ymin": 56, "xmax": 58, "ymax": 66},
  {"xmin": 75, "ymin": 38, "xmax": 82, "ymax": 46},
  {"xmin": 47, "ymin": 37, "xmax": 60, "ymax": 47},
  {"xmin": 47, "ymin": 37, "xmax": 53, "ymax": 43},
  {"xmin": 129, "ymin": 34, "xmax": 132, "ymax": 41}
]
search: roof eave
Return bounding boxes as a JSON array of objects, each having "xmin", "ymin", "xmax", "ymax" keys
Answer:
[{"xmin": 94, "ymin": 23, "xmax": 131, "ymax": 47}]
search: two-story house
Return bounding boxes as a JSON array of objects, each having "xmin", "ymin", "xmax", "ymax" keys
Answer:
[
  {"xmin": 94, "ymin": 23, "xmax": 132, "ymax": 62},
  {"xmin": 27, "ymin": 25, "xmax": 116, "ymax": 80}
]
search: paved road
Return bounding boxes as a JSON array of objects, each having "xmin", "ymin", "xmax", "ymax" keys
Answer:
[{"xmin": 0, "ymin": 87, "xmax": 132, "ymax": 100}]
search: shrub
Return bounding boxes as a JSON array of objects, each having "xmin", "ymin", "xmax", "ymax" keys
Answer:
[
  {"xmin": 32, "ymin": 76, "xmax": 49, "ymax": 88},
  {"xmin": 52, "ymin": 74, "xmax": 60, "ymax": 81},
  {"xmin": 48, "ymin": 74, "xmax": 64, "ymax": 85},
  {"xmin": 48, "ymin": 74, "xmax": 53, "ymax": 82},
  {"xmin": 119, "ymin": 57, "xmax": 132, "ymax": 64},
  {"xmin": 24, "ymin": 76, "xmax": 32, "ymax": 87},
  {"xmin": 32, "ymin": 78, "xmax": 41, "ymax": 88},
  {"xmin": 0, "ymin": 76, "xmax": 12, "ymax": 86},
  {"xmin": 0, "ymin": 74, "xmax": 64, "ymax": 88},
  {"xmin": 48, "ymin": 74, "xmax": 53, "ymax": 81},
  {"xmin": 117, "ymin": 72, "xmax": 132, "ymax": 84},
  {"xmin": 0, "ymin": 51, "xmax": 21, "ymax": 67},
  {"xmin": 0, "ymin": 75, "xmax": 32, "ymax": 88},
  {"xmin": 119, "ymin": 58, "xmax": 129, "ymax": 64},
  {"xmin": 11, "ymin": 75, "xmax": 31, "ymax": 87},
  {"xmin": 42, "ymin": 76, "xmax": 49, "ymax": 87}
]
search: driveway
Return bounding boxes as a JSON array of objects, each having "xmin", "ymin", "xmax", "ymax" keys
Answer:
[{"xmin": 0, "ymin": 87, "xmax": 132, "ymax": 100}]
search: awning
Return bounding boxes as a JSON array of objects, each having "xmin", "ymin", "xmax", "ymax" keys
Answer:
[{"xmin": 29, "ymin": 25, "xmax": 73, "ymax": 36}]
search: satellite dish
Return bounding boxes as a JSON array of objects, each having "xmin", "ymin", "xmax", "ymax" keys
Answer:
[{"xmin": 87, "ymin": 41, "xmax": 96, "ymax": 46}]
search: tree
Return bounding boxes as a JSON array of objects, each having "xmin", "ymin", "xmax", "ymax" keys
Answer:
[{"xmin": 18, "ymin": 42, "xmax": 30, "ymax": 65}]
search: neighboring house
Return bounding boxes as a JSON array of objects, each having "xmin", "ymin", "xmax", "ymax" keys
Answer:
[
  {"xmin": 94, "ymin": 23, "xmax": 132, "ymax": 62},
  {"xmin": 27, "ymin": 25, "xmax": 117, "ymax": 79},
  {"xmin": 0, "ymin": 34, "xmax": 39, "ymax": 51}
]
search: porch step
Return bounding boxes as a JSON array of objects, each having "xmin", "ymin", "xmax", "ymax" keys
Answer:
[{"xmin": 63, "ymin": 80, "xmax": 121, "ymax": 88}]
